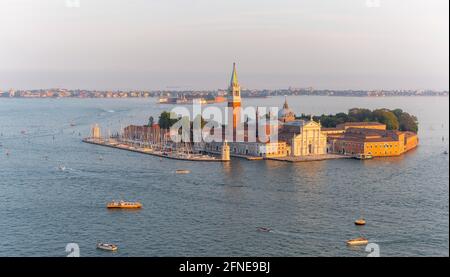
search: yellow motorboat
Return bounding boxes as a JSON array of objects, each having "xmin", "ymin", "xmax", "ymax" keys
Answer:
[
  {"xmin": 354, "ymin": 218, "xmax": 366, "ymax": 226},
  {"xmin": 175, "ymin": 169, "xmax": 190, "ymax": 174},
  {"xmin": 107, "ymin": 200, "xmax": 142, "ymax": 209},
  {"xmin": 346, "ymin": 237, "xmax": 369, "ymax": 246}
]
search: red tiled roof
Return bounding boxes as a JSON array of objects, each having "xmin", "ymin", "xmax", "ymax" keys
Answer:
[
  {"xmin": 322, "ymin": 127, "xmax": 342, "ymax": 131},
  {"xmin": 332, "ymin": 135, "xmax": 397, "ymax": 143},
  {"xmin": 345, "ymin": 127, "xmax": 387, "ymax": 136},
  {"xmin": 403, "ymin": 131, "xmax": 417, "ymax": 137},
  {"xmin": 338, "ymin": 122, "xmax": 385, "ymax": 126}
]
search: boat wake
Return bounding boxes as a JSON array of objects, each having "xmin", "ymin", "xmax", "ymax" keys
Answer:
[
  {"xmin": 55, "ymin": 165, "xmax": 76, "ymax": 173},
  {"xmin": 263, "ymin": 228, "xmax": 342, "ymax": 243},
  {"xmin": 256, "ymin": 226, "xmax": 303, "ymax": 238},
  {"xmin": 364, "ymin": 238, "xmax": 409, "ymax": 245},
  {"xmin": 268, "ymin": 229, "xmax": 304, "ymax": 238}
]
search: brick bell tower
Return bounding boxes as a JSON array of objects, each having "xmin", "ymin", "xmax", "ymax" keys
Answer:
[{"xmin": 227, "ymin": 62, "xmax": 241, "ymax": 140}]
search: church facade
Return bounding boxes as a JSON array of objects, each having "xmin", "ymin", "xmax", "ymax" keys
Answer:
[{"xmin": 279, "ymin": 119, "xmax": 328, "ymax": 156}]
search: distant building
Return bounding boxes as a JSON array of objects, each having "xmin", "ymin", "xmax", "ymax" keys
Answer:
[{"xmin": 214, "ymin": 96, "xmax": 227, "ymax": 103}]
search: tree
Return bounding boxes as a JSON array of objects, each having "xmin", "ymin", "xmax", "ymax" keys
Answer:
[
  {"xmin": 335, "ymin": 113, "xmax": 350, "ymax": 125},
  {"xmin": 398, "ymin": 113, "xmax": 419, "ymax": 132},
  {"xmin": 392, "ymin": 109, "xmax": 403, "ymax": 119},
  {"xmin": 348, "ymin": 108, "xmax": 372, "ymax": 122},
  {"xmin": 158, "ymin": 111, "xmax": 179, "ymax": 129},
  {"xmin": 319, "ymin": 115, "xmax": 336, "ymax": 127},
  {"xmin": 192, "ymin": 114, "xmax": 207, "ymax": 128},
  {"xmin": 291, "ymin": 108, "xmax": 417, "ymax": 132},
  {"xmin": 149, "ymin": 116, "xmax": 154, "ymax": 126},
  {"xmin": 372, "ymin": 109, "xmax": 399, "ymax": 130}
]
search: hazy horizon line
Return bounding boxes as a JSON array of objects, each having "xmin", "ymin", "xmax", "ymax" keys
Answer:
[{"xmin": 2, "ymin": 86, "xmax": 448, "ymax": 93}]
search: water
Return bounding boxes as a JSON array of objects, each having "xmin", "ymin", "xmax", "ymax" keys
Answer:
[{"xmin": 0, "ymin": 96, "xmax": 448, "ymax": 257}]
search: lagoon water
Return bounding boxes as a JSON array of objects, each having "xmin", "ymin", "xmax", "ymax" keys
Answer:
[{"xmin": 0, "ymin": 96, "xmax": 448, "ymax": 257}]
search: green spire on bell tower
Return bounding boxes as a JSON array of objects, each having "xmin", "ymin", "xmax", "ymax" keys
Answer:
[
  {"xmin": 230, "ymin": 62, "xmax": 239, "ymax": 87},
  {"xmin": 228, "ymin": 62, "xmax": 241, "ymax": 101}
]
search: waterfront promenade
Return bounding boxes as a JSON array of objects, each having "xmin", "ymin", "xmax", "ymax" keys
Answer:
[
  {"xmin": 82, "ymin": 138, "xmax": 228, "ymax": 162},
  {"xmin": 267, "ymin": 154, "xmax": 351, "ymax": 163},
  {"xmin": 83, "ymin": 138, "xmax": 351, "ymax": 163},
  {"xmin": 202, "ymin": 149, "xmax": 264, "ymax": 161}
]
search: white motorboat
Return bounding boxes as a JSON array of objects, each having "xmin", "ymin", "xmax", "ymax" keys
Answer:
[{"xmin": 96, "ymin": 243, "xmax": 118, "ymax": 251}]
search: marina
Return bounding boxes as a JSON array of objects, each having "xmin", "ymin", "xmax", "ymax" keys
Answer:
[
  {"xmin": 82, "ymin": 137, "xmax": 227, "ymax": 162},
  {"xmin": 82, "ymin": 137, "xmax": 354, "ymax": 163}
]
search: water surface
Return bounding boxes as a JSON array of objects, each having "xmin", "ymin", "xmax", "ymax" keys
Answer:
[{"xmin": 0, "ymin": 96, "xmax": 448, "ymax": 256}]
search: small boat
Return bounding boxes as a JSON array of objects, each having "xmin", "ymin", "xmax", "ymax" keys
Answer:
[
  {"xmin": 96, "ymin": 243, "xmax": 118, "ymax": 251},
  {"xmin": 58, "ymin": 165, "xmax": 66, "ymax": 171},
  {"xmin": 354, "ymin": 218, "xmax": 366, "ymax": 226},
  {"xmin": 444, "ymin": 151, "xmax": 448, "ymax": 155},
  {"xmin": 346, "ymin": 237, "xmax": 369, "ymax": 246},
  {"xmin": 107, "ymin": 200, "xmax": 142, "ymax": 209},
  {"xmin": 354, "ymin": 154, "xmax": 373, "ymax": 160},
  {"xmin": 175, "ymin": 169, "xmax": 190, "ymax": 174},
  {"xmin": 256, "ymin": 227, "xmax": 272, "ymax": 232}
]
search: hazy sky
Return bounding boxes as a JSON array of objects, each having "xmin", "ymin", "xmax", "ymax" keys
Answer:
[{"xmin": 0, "ymin": 0, "xmax": 448, "ymax": 90}]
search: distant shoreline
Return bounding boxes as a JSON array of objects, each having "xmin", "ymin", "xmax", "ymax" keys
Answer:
[
  {"xmin": 1, "ymin": 88, "xmax": 448, "ymax": 99},
  {"xmin": 1, "ymin": 95, "xmax": 448, "ymax": 100}
]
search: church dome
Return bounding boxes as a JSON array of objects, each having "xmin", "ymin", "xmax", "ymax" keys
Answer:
[{"xmin": 278, "ymin": 97, "xmax": 296, "ymax": 122}]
